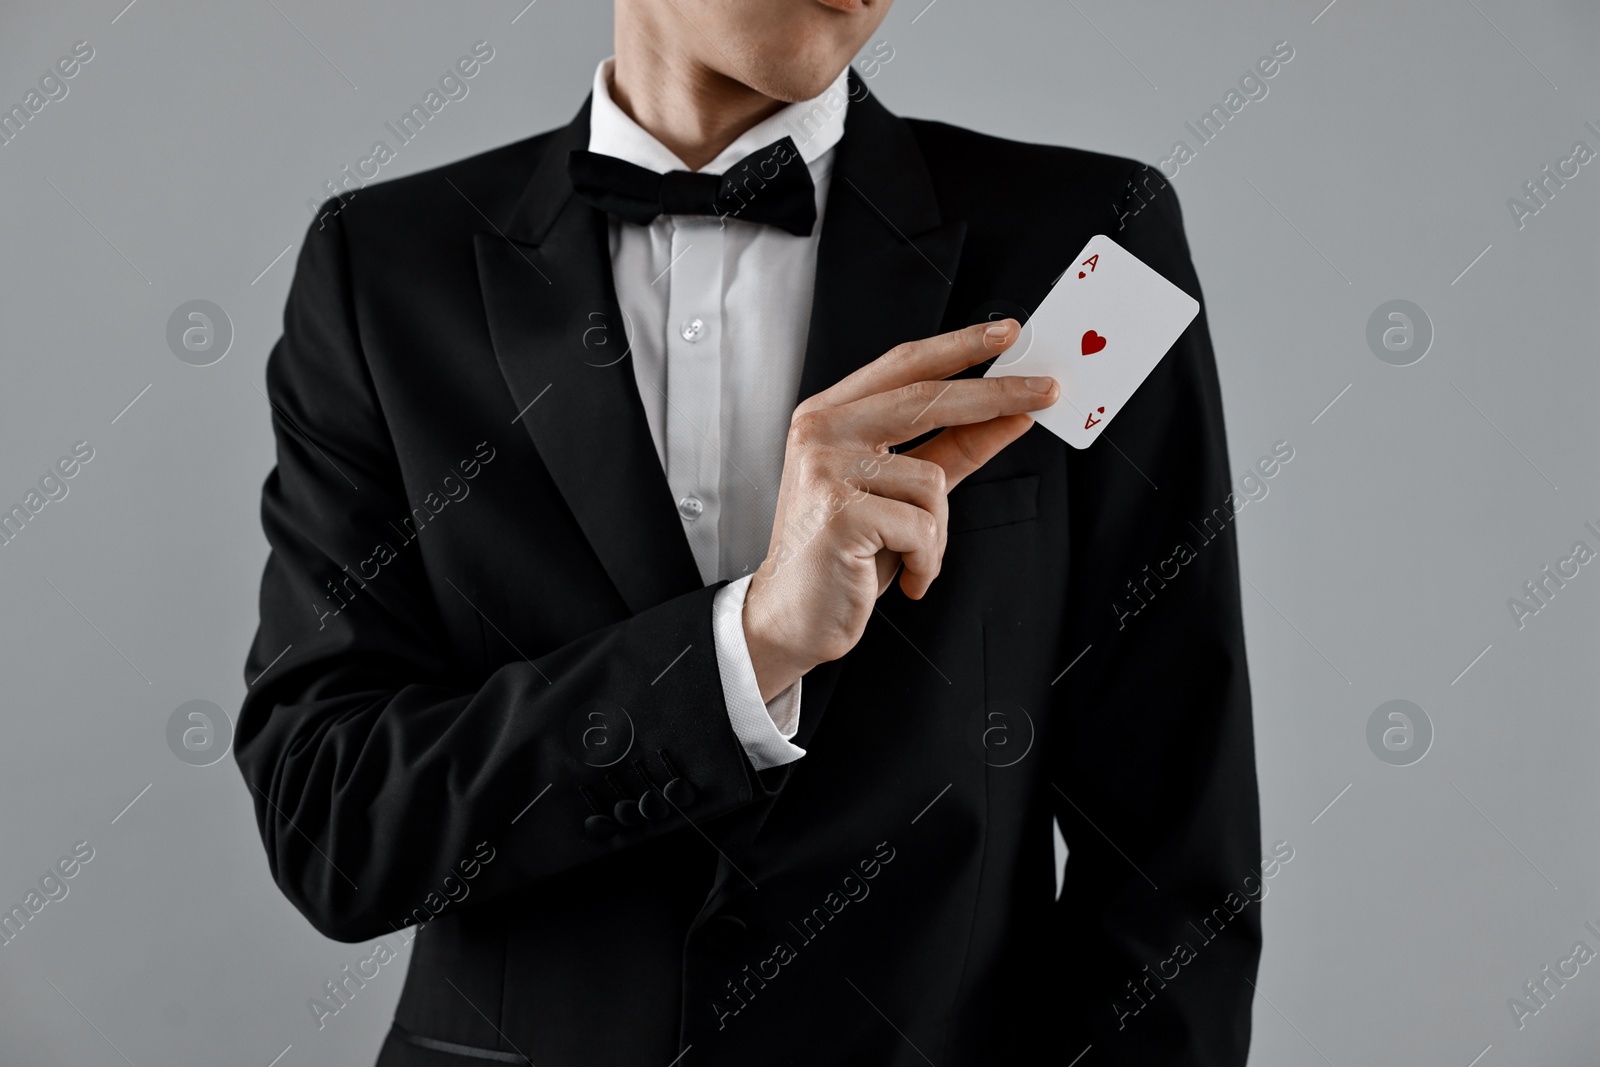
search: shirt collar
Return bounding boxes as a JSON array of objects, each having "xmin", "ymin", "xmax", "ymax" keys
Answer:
[{"xmin": 587, "ymin": 57, "xmax": 850, "ymax": 176}]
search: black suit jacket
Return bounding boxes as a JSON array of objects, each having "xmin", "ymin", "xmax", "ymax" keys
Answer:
[{"xmin": 238, "ymin": 73, "xmax": 1260, "ymax": 1067}]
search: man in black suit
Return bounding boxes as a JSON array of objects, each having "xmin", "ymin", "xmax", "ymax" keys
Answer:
[{"xmin": 237, "ymin": 1, "xmax": 1261, "ymax": 1063}]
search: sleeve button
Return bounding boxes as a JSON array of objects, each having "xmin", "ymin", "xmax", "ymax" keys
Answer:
[
  {"xmin": 638, "ymin": 788, "xmax": 670, "ymax": 822},
  {"xmin": 584, "ymin": 814, "xmax": 621, "ymax": 840},
  {"xmin": 663, "ymin": 777, "xmax": 696, "ymax": 807}
]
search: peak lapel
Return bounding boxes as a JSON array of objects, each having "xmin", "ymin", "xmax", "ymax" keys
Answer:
[
  {"xmin": 795, "ymin": 73, "xmax": 968, "ymax": 406},
  {"xmin": 474, "ymin": 98, "xmax": 703, "ymax": 616}
]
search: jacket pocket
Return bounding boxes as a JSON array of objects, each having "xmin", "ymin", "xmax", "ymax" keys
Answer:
[{"xmin": 947, "ymin": 474, "xmax": 1039, "ymax": 534}]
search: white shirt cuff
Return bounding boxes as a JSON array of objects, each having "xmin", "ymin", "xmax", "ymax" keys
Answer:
[{"xmin": 712, "ymin": 574, "xmax": 806, "ymax": 771}]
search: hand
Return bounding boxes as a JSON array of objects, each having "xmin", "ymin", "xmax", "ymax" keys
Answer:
[{"xmin": 742, "ymin": 319, "xmax": 1056, "ymax": 701}]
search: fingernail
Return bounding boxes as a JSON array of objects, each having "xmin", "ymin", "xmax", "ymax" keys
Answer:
[
  {"xmin": 1023, "ymin": 376, "xmax": 1055, "ymax": 393},
  {"xmin": 984, "ymin": 322, "xmax": 1012, "ymax": 346}
]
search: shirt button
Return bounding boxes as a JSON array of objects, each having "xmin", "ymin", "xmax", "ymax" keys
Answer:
[
  {"xmin": 677, "ymin": 495, "xmax": 704, "ymax": 521},
  {"xmin": 680, "ymin": 318, "xmax": 705, "ymax": 343}
]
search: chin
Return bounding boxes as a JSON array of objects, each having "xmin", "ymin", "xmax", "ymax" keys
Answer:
[
  {"xmin": 732, "ymin": 34, "xmax": 864, "ymax": 102},
  {"xmin": 741, "ymin": 61, "xmax": 850, "ymax": 104},
  {"xmin": 709, "ymin": 0, "xmax": 888, "ymax": 102}
]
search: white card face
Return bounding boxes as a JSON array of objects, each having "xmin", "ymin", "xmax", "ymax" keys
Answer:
[{"xmin": 985, "ymin": 234, "xmax": 1199, "ymax": 449}]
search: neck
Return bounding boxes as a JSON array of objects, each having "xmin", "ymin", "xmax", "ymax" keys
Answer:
[{"xmin": 610, "ymin": 22, "xmax": 784, "ymax": 170}]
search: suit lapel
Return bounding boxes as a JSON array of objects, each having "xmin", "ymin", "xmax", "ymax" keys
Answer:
[
  {"xmin": 794, "ymin": 74, "xmax": 968, "ymax": 406},
  {"xmin": 475, "ymin": 99, "xmax": 703, "ymax": 616},
  {"xmin": 787, "ymin": 74, "xmax": 968, "ymax": 752},
  {"xmin": 473, "ymin": 78, "xmax": 967, "ymax": 734}
]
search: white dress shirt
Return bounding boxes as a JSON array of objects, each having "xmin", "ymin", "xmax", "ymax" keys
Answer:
[{"xmin": 586, "ymin": 58, "xmax": 850, "ymax": 772}]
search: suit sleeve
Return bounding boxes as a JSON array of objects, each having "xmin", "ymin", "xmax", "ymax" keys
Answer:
[
  {"xmin": 1050, "ymin": 166, "xmax": 1262, "ymax": 1065},
  {"xmin": 236, "ymin": 206, "xmax": 773, "ymax": 944}
]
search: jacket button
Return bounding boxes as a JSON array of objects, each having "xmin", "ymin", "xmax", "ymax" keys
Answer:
[
  {"xmin": 613, "ymin": 799, "xmax": 644, "ymax": 827},
  {"xmin": 663, "ymin": 777, "xmax": 696, "ymax": 807},
  {"xmin": 584, "ymin": 814, "xmax": 620, "ymax": 840},
  {"xmin": 638, "ymin": 788, "xmax": 670, "ymax": 822},
  {"xmin": 702, "ymin": 914, "xmax": 746, "ymax": 953}
]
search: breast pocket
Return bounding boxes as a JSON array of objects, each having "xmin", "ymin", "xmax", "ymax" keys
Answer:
[{"xmin": 947, "ymin": 473, "xmax": 1040, "ymax": 535}]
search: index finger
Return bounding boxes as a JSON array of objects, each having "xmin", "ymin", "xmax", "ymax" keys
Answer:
[{"xmin": 809, "ymin": 319, "xmax": 1019, "ymax": 410}]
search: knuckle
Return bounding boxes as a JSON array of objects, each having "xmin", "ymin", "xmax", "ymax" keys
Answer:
[
  {"xmin": 902, "ymin": 379, "xmax": 940, "ymax": 409},
  {"xmin": 855, "ymin": 444, "xmax": 888, "ymax": 478},
  {"xmin": 884, "ymin": 341, "xmax": 917, "ymax": 367},
  {"xmin": 787, "ymin": 409, "xmax": 828, "ymax": 448},
  {"xmin": 952, "ymin": 429, "xmax": 983, "ymax": 468},
  {"xmin": 795, "ymin": 445, "xmax": 835, "ymax": 485}
]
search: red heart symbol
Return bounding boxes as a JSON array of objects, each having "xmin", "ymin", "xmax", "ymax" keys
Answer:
[
  {"xmin": 1077, "ymin": 271, "xmax": 1086, "ymax": 278},
  {"xmin": 1081, "ymin": 330, "xmax": 1106, "ymax": 356}
]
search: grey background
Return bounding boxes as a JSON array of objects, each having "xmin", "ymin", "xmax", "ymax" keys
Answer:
[{"xmin": 0, "ymin": 0, "xmax": 1594, "ymax": 1063}]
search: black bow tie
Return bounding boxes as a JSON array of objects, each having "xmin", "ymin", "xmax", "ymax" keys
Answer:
[{"xmin": 568, "ymin": 136, "xmax": 817, "ymax": 237}]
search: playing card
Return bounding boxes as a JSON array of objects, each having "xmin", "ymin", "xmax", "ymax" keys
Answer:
[{"xmin": 985, "ymin": 234, "xmax": 1199, "ymax": 449}]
